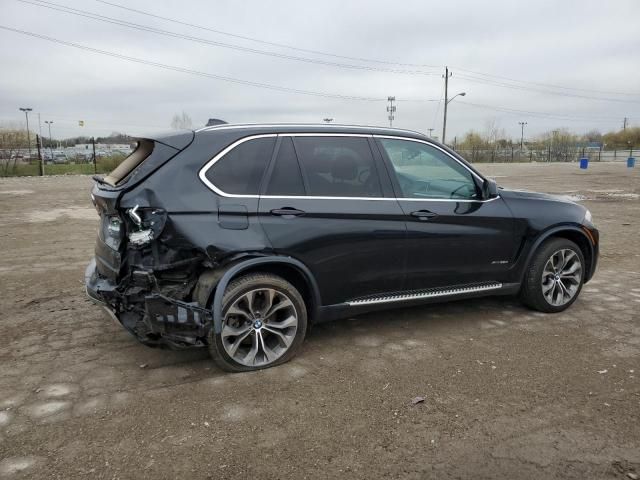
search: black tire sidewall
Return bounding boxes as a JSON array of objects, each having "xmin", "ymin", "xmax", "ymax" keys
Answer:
[
  {"xmin": 522, "ymin": 238, "xmax": 585, "ymax": 313},
  {"xmin": 208, "ymin": 273, "xmax": 308, "ymax": 372}
]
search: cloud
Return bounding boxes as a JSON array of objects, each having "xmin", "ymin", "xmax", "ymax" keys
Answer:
[{"xmin": 1, "ymin": 0, "xmax": 638, "ymax": 139}]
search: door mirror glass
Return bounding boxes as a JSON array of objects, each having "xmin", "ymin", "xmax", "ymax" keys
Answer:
[{"xmin": 378, "ymin": 138, "xmax": 480, "ymax": 200}]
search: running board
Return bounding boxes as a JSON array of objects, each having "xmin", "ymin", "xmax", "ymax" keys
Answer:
[{"xmin": 347, "ymin": 282, "xmax": 503, "ymax": 306}]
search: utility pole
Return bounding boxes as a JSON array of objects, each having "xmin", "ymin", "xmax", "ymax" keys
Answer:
[
  {"xmin": 37, "ymin": 113, "xmax": 43, "ymax": 143},
  {"xmin": 442, "ymin": 67, "xmax": 451, "ymax": 144},
  {"xmin": 36, "ymin": 134, "xmax": 44, "ymax": 176},
  {"xmin": 427, "ymin": 128, "xmax": 434, "ymax": 138},
  {"xmin": 441, "ymin": 67, "xmax": 466, "ymax": 146},
  {"xmin": 518, "ymin": 121, "xmax": 527, "ymax": 150},
  {"xmin": 19, "ymin": 107, "xmax": 33, "ymax": 159},
  {"xmin": 92, "ymin": 137, "xmax": 97, "ymax": 174},
  {"xmin": 387, "ymin": 96, "xmax": 396, "ymax": 127},
  {"xmin": 623, "ymin": 117, "xmax": 628, "ymax": 130},
  {"xmin": 45, "ymin": 120, "xmax": 53, "ymax": 160}
]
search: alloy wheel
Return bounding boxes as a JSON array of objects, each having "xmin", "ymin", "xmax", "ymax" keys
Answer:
[
  {"xmin": 221, "ymin": 288, "xmax": 298, "ymax": 367},
  {"xmin": 541, "ymin": 248, "xmax": 582, "ymax": 307}
]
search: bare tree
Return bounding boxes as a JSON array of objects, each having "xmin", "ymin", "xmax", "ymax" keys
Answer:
[
  {"xmin": 170, "ymin": 112, "xmax": 193, "ymax": 130},
  {"xmin": 584, "ymin": 129, "xmax": 602, "ymax": 143}
]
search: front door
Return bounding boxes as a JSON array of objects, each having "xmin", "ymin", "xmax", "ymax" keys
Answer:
[
  {"xmin": 258, "ymin": 135, "xmax": 407, "ymax": 305},
  {"xmin": 375, "ymin": 137, "xmax": 516, "ymax": 291}
]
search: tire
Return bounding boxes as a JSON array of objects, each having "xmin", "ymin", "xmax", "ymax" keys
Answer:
[
  {"xmin": 208, "ymin": 273, "xmax": 307, "ymax": 372},
  {"xmin": 520, "ymin": 238, "xmax": 585, "ymax": 313}
]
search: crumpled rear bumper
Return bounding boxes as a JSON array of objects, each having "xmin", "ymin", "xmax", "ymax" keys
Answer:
[{"xmin": 84, "ymin": 258, "xmax": 212, "ymax": 349}]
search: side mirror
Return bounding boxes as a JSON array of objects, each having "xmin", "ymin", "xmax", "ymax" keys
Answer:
[{"xmin": 482, "ymin": 179, "xmax": 498, "ymax": 199}]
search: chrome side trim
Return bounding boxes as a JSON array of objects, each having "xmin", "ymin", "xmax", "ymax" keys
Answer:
[
  {"xmin": 257, "ymin": 194, "xmax": 500, "ymax": 203},
  {"xmin": 346, "ymin": 282, "xmax": 503, "ymax": 306}
]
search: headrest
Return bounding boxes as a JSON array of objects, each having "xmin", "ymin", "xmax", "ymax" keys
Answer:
[{"xmin": 330, "ymin": 155, "xmax": 358, "ymax": 181}]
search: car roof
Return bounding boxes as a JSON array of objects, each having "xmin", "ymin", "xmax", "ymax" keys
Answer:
[{"xmin": 194, "ymin": 123, "xmax": 429, "ymax": 140}]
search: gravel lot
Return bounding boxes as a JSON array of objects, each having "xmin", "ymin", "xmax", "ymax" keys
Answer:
[{"xmin": 0, "ymin": 162, "xmax": 638, "ymax": 479}]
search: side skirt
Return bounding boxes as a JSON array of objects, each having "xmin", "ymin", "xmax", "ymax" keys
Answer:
[{"xmin": 315, "ymin": 282, "xmax": 521, "ymax": 323}]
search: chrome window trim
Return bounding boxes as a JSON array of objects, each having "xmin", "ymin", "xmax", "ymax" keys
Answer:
[{"xmin": 198, "ymin": 132, "xmax": 500, "ymax": 203}]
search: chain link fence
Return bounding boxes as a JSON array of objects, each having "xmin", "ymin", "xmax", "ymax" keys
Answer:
[
  {"xmin": 452, "ymin": 146, "xmax": 635, "ymax": 163},
  {"xmin": 1, "ymin": 136, "xmax": 127, "ymax": 177}
]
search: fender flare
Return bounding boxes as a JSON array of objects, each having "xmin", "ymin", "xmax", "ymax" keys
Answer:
[
  {"xmin": 210, "ymin": 256, "xmax": 321, "ymax": 334},
  {"xmin": 519, "ymin": 224, "xmax": 594, "ymax": 282}
]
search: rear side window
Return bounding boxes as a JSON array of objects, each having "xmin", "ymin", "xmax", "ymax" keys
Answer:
[
  {"xmin": 206, "ymin": 137, "xmax": 276, "ymax": 195},
  {"xmin": 293, "ymin": 137, "xmax": 382, "ymax": 197},
  {"xmin": 265, "ymin": 137, "xmax": 305, "ymax": 196}
]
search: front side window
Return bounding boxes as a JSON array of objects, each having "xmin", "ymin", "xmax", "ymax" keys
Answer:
[
  {"xmin": 293, "ymin": 137, "xmax": 382, "ymax": 197},
  {"xmin": 378, "ymin": 138, "xmax": 479, "ymax": 200},
  {"xmin": 205, "ymin": 136, "xmax": 276, "ymax": 195}
]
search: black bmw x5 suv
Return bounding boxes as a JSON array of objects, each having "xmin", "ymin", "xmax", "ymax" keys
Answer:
[{"xmin": 86, "ymin": 124, "xmax": 599, "ymax": 372}]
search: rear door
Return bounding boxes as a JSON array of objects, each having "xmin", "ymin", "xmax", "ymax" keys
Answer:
[
  {"xmin": 200, "ymin": 135, "xmax": 276, "ymax": 248},
  {"xmin": 258, "ymin": 134, "xmax": 407, "ymax": 305},
  {"xmin": 375, "ymin": 136, "xmax": 516, "ymax": 290}
]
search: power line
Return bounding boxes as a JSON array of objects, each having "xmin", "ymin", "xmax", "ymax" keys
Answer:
[
  {"xmin": 16, "ymin": 0, "xmax": 440, "ymax": 76},
  {"xmin": 21, "ymin": 0, "xmax": 636, "ymax": 100},
  {"xmin": 452, "ymin": 66, "xmax": 640, "ymax": 97},
  {"xmin": 92, "ymin": 0, "xmax": 441, "ymax": 69},
  {"xmin": 457, "ymin": 100, "xmax": 623, "ymax": 123},
  {"xmin": 91, "ymin": 0, "xmax": 640, "ymax": 99},
  {"xmin": 430, "ymin": 83, "xmax": 445, "ymax": 133},
  {"xmin": 455, "ymin": 72, "xmax": 640, "ymax": 104},
  {"xmin": 0, "ymin": 25, "xmax": 439, "ymax": 102}
]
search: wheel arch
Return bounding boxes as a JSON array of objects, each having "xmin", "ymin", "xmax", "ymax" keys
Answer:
[
  {"xmin": 522, "ymin": 225, "xmax": 595, "ymax": 283},
  {"xmin": 197, "ymin": 256, "xmax": 321, "ymax": 334}
]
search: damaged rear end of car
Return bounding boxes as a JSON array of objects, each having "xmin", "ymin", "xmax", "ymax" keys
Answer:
[{"xmin": 85, "ymin": 129, "xmax": 219, "ymax": 349}]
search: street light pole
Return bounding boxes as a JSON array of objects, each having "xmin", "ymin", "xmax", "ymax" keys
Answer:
[
  {"xmin": 45, "ymin": 121, "xmax": 54, "ymax": 159},
  {"xmin": 442, "ymin": 89, "xmax": 466, "ymax": 145},
  {"xmin": 19, "ymin": 107, "xmax": 33, "ymax": 158},
  {"xmin": 518, "ymin": 121, "xmax": 527, "ymax": 150}
]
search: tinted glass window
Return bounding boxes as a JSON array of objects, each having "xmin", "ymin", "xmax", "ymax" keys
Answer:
[
  {"xmin": 265, "ymin": 137, "xmax": 305, "ymax": 196},
  {"xmin": 206, "ymin": 137, "xmax": 275, "ymax": 194},
  {"xmin": 294, "ymin": 137, "xmax": 382, "ymax": 197},
  {"xmin": 379, "ymin": 139, "xmax": 479, "ymax": 200}
]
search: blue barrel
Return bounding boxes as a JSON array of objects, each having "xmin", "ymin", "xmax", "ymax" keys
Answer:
[
  {"xmin": 628, "ymin": 157, "xmax": 635, "ymax": 168},
  {"xmin": 579, "ymin": 158, "xmax": 589, "ymax": 169}
]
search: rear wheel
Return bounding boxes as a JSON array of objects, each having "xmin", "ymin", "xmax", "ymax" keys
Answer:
[
  {"xmin": 520, "ymin": 238, "xmax": 584, "ymax": 313},
  {"xmin": 208, "ymin": 273, "xmax": 307, "ymax": 372}
]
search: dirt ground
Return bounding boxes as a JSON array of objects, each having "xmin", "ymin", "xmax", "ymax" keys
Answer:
[{"xmin": 0, "ymin": 162, "xmax": 638, "ymax": 479}]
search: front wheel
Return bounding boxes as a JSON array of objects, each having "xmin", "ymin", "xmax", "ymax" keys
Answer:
[
  {"xmin": 208, "ymin": 273, "xmax": 308, "ymax": 372},
  {"xmin": 520, "ymin": 238, "xmax": 585, "ymax": 313}
]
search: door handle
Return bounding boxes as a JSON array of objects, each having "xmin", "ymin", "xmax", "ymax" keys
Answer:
[
  {"xmin": 270, "ymin": 207, "xmax": 306, "ymax": 217},
  {"xmin": 410, "ymin": 210, "xmax": 438, "ymax": 220}
]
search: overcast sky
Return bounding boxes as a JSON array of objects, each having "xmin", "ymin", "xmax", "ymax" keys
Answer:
[{"xmin": 1, "ymin": 0, "xmax": 639, "ymax": 140}]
